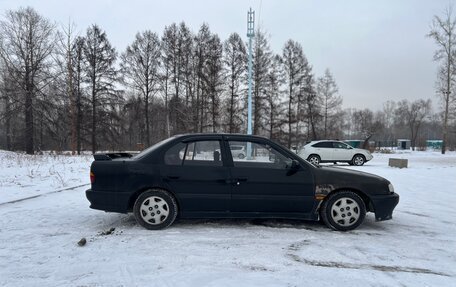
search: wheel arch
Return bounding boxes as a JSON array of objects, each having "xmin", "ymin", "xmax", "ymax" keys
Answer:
[
  {"xmin": 128, "ymin": 186, "xmax": 181, "ymax": 212},
  {"xmin": 319, "ymin": 188, "xmax": 373, "ymax": 213}
]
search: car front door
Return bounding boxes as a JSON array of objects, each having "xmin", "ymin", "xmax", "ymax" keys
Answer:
[
  {"xmin": 226, "ymin": 138, "xmax": 315, "ymax": 215},
  {"xmin": 161, "ymin": 138, "xmax": 231, "ymax": 216},
  {"xmin": 332, "ymin": 142, "xmax": 354, "ymax": 161}
]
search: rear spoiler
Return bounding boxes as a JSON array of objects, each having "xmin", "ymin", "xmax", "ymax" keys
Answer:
[{"xmin": 93, "ymin": 152, "xmax": 134, "ymax": 161}]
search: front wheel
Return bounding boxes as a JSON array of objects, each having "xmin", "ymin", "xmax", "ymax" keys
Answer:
[
  {"xmin": 307, "ymin": 155, "xmax": 320, "ymax": 166},
  {"xmin": 133, "ymin": 189, "xmax": 178, "ymax": 230},
  {"xmin": 320, "ymin": 191, "xmax": 366, "ymax": 231},
  {"xmin": 352, "ymin": 154, "xmax": 365, "ymax": 166}
]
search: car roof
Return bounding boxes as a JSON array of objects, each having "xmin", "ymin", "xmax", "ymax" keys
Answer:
[{"xmin": 173, "ymin": 133, "xmax": 270, "ymax": 141}]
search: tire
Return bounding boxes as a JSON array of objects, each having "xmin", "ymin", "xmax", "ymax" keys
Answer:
[
  {"xmin": 238, "ymin": 153, "xmax": 245, "ymax": 159},
  {"xmin": 352, "ymin": 154, "xmax": 365, "ymax": 166},
  {"xmin": 307, "ymin": 155, "xmax": 320, "ymax": 166},
  {"xmin": 320, "ymin": 191, "xmax": 366, "ymax": 231},
  {"xmin": 133, "ymin": 189, "xmax": 178, "ymax": 230}
]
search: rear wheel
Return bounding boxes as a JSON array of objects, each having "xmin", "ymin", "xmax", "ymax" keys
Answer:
[
  {"xmin": 307, "ymin": 155, "xmax": 320, "ymax": 166},
  {"xmin": 133, "ymin": 189, "xmax": 178, "ymax": 230},
  {"xmin": 320, "ymin": 191, "xmax": 366, "ymax": 231}
]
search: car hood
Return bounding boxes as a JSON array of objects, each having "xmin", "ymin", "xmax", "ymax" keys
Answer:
[
  {"xmin": 313, "ymin": 166, "xmax": 390, "ymax": 195},
  {"xmin": 321, "ymin": 166, "xmax": 383, "ymax": 180}
]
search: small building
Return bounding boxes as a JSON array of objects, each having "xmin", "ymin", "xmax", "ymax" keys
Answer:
[
  {"xmin": 397, "ymin": 139, "xmax": 411, "ymax": 150},
  {"xmin": 426, "ymin": 140, "xmax": 443, "ymax": 150}
]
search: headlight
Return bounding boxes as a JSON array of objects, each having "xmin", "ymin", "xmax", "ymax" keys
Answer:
[{"xmin": 388, "ymin": 183, "xmax": 394, "ymax": 193}]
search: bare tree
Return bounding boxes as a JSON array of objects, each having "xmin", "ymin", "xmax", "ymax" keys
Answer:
[
  {"xmin": 282, "ymin": 39, "xmax": 307, "ymax": 148},
  {"xmin": 353, "ymin": 109, "xmax": 383, "ymax": 149},
  {"xmin": 428, "ymin": 6, "xmax": 456, "ymax": 154},
  {"xmin": 0, "ymin": 64, "xmax": 21, "ymax": 150},
  {"xmin": 55, "ymin": 21, "xmax": 79, "ymax": 154},
  {"xmin": 193, "ymin": 24, "xmax": 211, "ymax": 133},
  {"xmin": 121, "ymin": 30, "xmax": 161, "ymax": 146},
  {"xmin": 223, "ymin": 32, "xmax": 246, "ymax": 133},
  {"xmin": 83, "ymin": 24, "xmax": 118, "ymax": 154},
  {"xmin": 0, "ymin": 7, "xmax": 55, "ymax": 154},
  {"xmin": 73, "ymin": 36, "xmax": 85, "ymax": 154},
  {"xmin": 382, "ymin": 100, "xmax": 396, "ymax": 143},
  {"xmin": 317, "ymin": 68, "xmax": 342, "ymax": 139},
  {"xmin": 395, "ymin": 99, "xmax": 432, "ymax": 150},
  {"xmin": 303, "ymin": 82, "xmax": 319, "ymax": 141},
  {"xmin": 202, "ymin": 34, "xmax": 224, "ymax": 133},
  {"xmin": 264, "ymin": 55, "xmax": 284, "ymax": 141},
  {"xmin": 252, "ymin": 29, "xmax": 272, "ymax": 136}
]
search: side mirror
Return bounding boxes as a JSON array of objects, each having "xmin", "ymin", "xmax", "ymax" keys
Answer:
[
  {"xmin": 290, "ymin": 159, "xmax": 300, "ymax": 170},
  {"xmin": 287, "ymin": 159, "xmax": 301, "ymax": 176}
]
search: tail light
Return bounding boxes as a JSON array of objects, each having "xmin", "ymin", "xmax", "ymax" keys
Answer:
[{"xmin": 90, "ymin": 171, "xmax": 95, "ymax": 184}]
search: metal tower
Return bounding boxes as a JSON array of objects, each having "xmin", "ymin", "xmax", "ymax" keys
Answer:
[{"xmin": 247, "ymin": 8, "xmax": 255, "ymax": 136}]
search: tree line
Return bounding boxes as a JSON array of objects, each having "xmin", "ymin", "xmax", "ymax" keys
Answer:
[{"xmin": 0, "ymin": 7, "xmax": 454, "ymax": 154}]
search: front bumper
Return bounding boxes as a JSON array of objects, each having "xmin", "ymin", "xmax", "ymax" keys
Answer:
[
  {"xmin": 86, "ymin": 189, "xmax": 130, "ymax": 213},
  {"xmin": 370, "ymin": 192, "xmax": 400, "ymax": 221}
]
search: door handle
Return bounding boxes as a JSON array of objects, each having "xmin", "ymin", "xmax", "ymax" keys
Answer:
[
  {"xmin": 165, "ymin": 175, "xmax": 180, "ymax": 180},
  {"xmin": 234, "ymin": 177, "xmax": 248, "ymax": 185}
]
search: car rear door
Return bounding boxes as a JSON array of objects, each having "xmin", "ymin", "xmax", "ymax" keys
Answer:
[
  {"xmin": 161, "ymin": 137, "xmax": 231, "ymax": 215},
  {"xmin": 225, "ymin": 137, "xmax": 315, "ymax": 215},
  {"xmin": 312, "ymin": 141, "xmax": 333, "ymax": 161}
]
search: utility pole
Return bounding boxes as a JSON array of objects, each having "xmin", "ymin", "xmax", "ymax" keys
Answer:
[
  {"xmin": 247, "ymin": 8, "xmax": 255, "ymax": 136},
  {"xmin": 247, "ymin": 8, "xmax": 255, "ymax": 159}
]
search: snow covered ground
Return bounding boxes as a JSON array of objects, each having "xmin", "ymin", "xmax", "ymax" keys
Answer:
[{"xmin": 0, "ymin": 150, "xmax": 455, "ymax": 286}]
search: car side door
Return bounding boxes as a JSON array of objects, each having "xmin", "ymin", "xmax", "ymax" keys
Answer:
[
  {"xmin": 332, "ymin": 141, "xmax": 354, "ymax": 161},
  {"xmin": 160, "ymin": 138, "xmax": 231, "ymax": 216},
  {"xmin": 226, "ymin": 138, "xmax": 315, "ymax": 216},
  {"xmin": 312, "ymin": 141, "xmax": 333, "ymax": 161}
]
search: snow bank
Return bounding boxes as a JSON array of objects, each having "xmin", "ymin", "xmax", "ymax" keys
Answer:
[{"xmin": 0, "ymin": 150, "xmax": 92, "ymax": 204}]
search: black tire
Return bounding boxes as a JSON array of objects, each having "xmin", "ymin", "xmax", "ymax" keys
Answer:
[
  {"xmin": 352, "ymin": 154, "xmax": 365, "ymax": 166},
  {"xmin": 238, "ymin": 153, "xmax": 245, "ymax": 159},
  {"xmin": 320, "ymin": 191, "xmax": 366, "ymax": 231},
  {"xmin": 307, "ymin": 154, "xmax": 320, "ymax": 166},
  {"xmin": 133, "ymin": 189, "xmax": 178, "ymax": 230}
]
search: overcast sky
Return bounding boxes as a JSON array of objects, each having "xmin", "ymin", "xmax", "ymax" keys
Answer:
[{"xmin": 0, "ymin": 0, "xmax": 450, "ymax": 110}]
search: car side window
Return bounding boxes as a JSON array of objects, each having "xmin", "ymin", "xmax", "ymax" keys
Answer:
[
  {"xmin": 228, "ymin": 141, "xmax": 292, "ymax": 169},
  {"xmin": 312, "ymin": 142, "xmax": 332, "ymax": 148},
  {"xmin": 164, "ymin": 142, "xmax": 186, "ymax": 165},
  {"xmin": 183, "ymin": 141, "xmax": 223, "ymax": 166},
  {"xmin": 333, "ymin": 142, "xmax": 347, "ymax": 149}
]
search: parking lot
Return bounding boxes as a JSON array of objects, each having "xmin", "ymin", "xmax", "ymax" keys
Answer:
[{"xmin": 1, "ymin": 151, "xmax": 455, "ymax": 286}]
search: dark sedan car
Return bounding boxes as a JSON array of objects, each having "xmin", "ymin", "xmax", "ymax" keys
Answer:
[{"xmin": 86, "ymin": 134, "xmax": 399, "ymax": 231}]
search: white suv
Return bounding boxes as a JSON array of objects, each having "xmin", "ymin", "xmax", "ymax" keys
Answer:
[
  {"xmin": 298, "ymin": 140, "xmax": 373, "ymax": 166},
  {"xmin": 230, "ymin": 145, "xmax": 246, "ymax": 159}
]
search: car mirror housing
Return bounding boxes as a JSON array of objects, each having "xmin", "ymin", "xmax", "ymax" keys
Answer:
[{"xmin": 290, "ymin": 159, "xmax": 300, "ymax": 170}]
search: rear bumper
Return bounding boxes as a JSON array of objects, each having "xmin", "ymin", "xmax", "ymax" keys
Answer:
[
  {"xmin": 86, "ymin": 189, "xmax": 130, "ymax": 213},
  {"xmin": 370, "ymin": 192, "xmax": 399, "ymax": 221}
]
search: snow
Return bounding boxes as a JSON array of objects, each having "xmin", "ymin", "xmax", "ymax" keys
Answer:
[
  {"xmin": 1, "ymin": 150, "xmax": 455, "ymax": 286},
  {"xmin": 0, "ymin": 151, "xmax": 92, "ymax": 204}
]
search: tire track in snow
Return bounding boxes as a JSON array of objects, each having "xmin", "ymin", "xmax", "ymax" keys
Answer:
[
  {"xmin": 285, "ymin": 240, "xmax": 452, "ymax": 277},
  {"xmin": 0, "ymin": 183, "xmax": 89, "ymax": 206}
]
